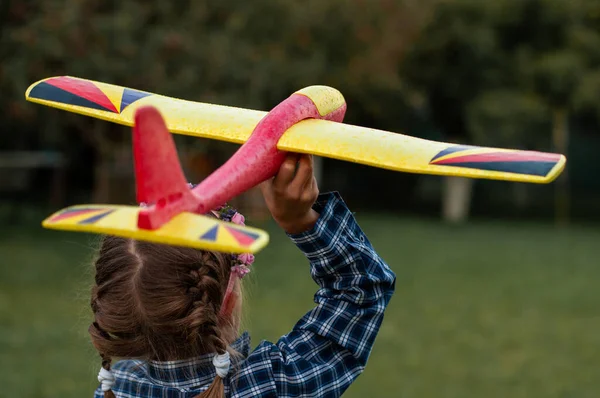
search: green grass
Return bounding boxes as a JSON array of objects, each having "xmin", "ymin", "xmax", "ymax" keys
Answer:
[{"xmin": 1, "ymin": 215, "xmax": 599, "ymax": 398}]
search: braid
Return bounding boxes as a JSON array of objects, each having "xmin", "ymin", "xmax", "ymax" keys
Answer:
[
  {"xmin": 187, "ymin": 251, "xmax": 231, "ymax": 398},
  {"xmin": 100, "ymin": 353, "xmax": 116, "ymax": 398},
  {"xmin": 89, "ymin": 236, "xmax": 145, "ymax": 397},
  {"xmin": 89, "ymin": 318, "xmax": 116, "ymax": 398},
  {"xmin": 184, "ymin": 251, "xmax": 230, "ymax": 355},
  {"xmin": 90, "ymin": 282, "xmax": 114, "ymax": 398}
]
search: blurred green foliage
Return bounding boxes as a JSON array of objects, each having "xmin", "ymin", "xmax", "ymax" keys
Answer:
[
  {"xmin": 1, "ymin": 0, "xmax": 434, "ymax": 149},
  {"xmin": 402, "ymin": 0, "xmax": 600, "ymax": 147},
  {"xmin": 1, "ymin": 0, "xmax": 599, "ymax": 217},
  {"xmin": 4, "ymin": 0, "xmax": 600, "ymax": 147}
]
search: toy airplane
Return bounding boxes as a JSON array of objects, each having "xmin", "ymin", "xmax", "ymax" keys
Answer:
[{"xmin": 29, "ymin": 76, "xmax": 566, "ymax": 253}]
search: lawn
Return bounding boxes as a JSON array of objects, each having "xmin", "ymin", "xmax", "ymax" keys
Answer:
[{"xmin": 1, "ymin": 214, "xmax": 599, "ymax": 398}]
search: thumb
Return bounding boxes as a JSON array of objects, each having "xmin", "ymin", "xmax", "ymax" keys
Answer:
[{"xmin": 258, "ymin": 178, "xmax": 273, "ymax": 197}]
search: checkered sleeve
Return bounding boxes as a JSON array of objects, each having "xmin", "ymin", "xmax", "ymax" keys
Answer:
[{"xmin": 231, "ymin": 192, "xmax": 396, "ymax": 397}]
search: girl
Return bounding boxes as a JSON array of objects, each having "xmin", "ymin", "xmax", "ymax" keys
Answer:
[{"xmin": 91, "ymin": 154, "xmax": 396, "ymax": 397}]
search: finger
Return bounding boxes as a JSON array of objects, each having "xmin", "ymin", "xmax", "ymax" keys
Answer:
[
  {"xmin": 273, "ymin": 154, "xmax": 300, "ymax": 192},
  {"xmin": 301, "ymin": 176, "xmax": 319, "ymax": 203},
  {"xmin": 300, "ymin": 155, "xmax": 315, "ymax": 192},
  {"xmin": 288, "ymin": 155, "xmax": 313, "ymax": 197},
  {"xmin": 258, "ymin": 179, "xmax": 273, "ymax": 197}
]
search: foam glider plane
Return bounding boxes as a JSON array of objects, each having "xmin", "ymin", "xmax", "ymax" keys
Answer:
[{"xmin": 28, "ymin": 76, "xmax": 567, "ymax": 253}]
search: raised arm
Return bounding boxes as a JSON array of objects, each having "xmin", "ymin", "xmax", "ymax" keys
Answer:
[
  {"xmin": 231, "ymin": 155, "xmax": 396, "ymax": 397},
  {"xmin": 276, "ymin": 193, "xmax": 395, "ymax": 397}
]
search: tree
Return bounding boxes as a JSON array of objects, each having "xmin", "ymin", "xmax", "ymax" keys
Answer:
[
  {"xmin": 400, "ymin": 0, "xmax": 600, "ymax": 223},
  {"xmin": 401, "ymin": 0, "xmax": 507, "ymax": 223}
]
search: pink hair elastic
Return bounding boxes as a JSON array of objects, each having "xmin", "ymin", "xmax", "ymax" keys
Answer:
[{"xmin": 209, "ymin": 203, "xmax": 254, "ymax": 318}]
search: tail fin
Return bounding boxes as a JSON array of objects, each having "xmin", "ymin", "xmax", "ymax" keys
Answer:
[
  {"xmin": 133, "ymin": 106, "xmax": 199, "ymax": 230},
  {"xmin": 133, "ymin": 106, "xmax": 189, "ymax": 204}
]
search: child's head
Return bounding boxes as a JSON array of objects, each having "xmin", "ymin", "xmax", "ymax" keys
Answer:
[{"xmin": 89, "ymin": 206, "xmax": 252, "ymax": 398}]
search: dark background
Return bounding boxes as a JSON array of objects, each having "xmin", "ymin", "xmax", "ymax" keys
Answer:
[
  {"xmin": 2, "ymin": 0, "xmax": 599, "ymax": 223},
  {"xmin": 1, "ymin": 1, "xmax": 600, "ymax": 397}
]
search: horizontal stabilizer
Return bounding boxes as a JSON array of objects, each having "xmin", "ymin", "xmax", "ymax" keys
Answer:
[{"xmin": 42, "ymin": 205, "xmax": 269, "ymax": 254}]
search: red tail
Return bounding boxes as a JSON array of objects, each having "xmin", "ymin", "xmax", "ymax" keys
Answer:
[{"xmin": 133, "ymin": 106, "xmax": 199, "ymax": 230}]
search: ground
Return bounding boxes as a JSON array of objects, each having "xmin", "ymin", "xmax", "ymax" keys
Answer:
[{"xmin": 1, "ymin": 213, "xmax": 599, "ymax": 398}]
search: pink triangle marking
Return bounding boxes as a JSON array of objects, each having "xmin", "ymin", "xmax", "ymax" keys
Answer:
[
  {"xmin": 432, "ymin": 151, "xmax": 561, "ymax": 165},
  {"xmin": 45, "ymin": 77, "xmax": 118, "ymax": 113},
  {"xmin": 224, "ymin": 226, "xmax": 255, "ymax": 247},
  {"xmin": 50, "ymin": 208, "xmax": 100, "ymax": 222}
]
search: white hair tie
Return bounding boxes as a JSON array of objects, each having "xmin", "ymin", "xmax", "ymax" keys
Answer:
[
  {"xmin": 213, "ymin": 351, "xmax": 231, "ymax": 378},
  {"xmin": 98, "ymin": 367, "xmax": 115, "ymax": 392}
]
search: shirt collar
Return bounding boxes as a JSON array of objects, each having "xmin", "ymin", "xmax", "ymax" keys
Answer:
[{"xmin": 145, "ymin": 331, "xmax": 251, "ymax": 389}]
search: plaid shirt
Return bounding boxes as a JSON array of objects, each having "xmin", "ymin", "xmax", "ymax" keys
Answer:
[{"xmin": 95, "ymin": 192, "xmax": 396, "ymax": 397}]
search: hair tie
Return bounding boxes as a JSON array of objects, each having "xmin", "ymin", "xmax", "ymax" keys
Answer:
[
  {"xmin": 213, "ymin": 351, "xmax": 231, "ymax": 378},
  {"xmin": 98, "ymin": 367, "xmax": 115, "ymax": 392}
]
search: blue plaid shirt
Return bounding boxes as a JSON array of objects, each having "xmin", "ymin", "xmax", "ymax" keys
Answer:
[{"xmin": 95, "ymin": 192, "xmax": 396, "ymax": 397}]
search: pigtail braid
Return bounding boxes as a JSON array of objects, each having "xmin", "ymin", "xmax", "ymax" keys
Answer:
[
  {"xmin": 88, "ymin": 236, "xmax": 147, "ymax": 397},
  {"xmin": 100, "ymin": 353, "xmax": 116, "ymax": 398},
  {"xmin": 187, "ymin": 251, "xmax": 231, "ymax": 398},
  {"xmin": 88, "ymin": 319, "xmax": 116, "ymax": 398},
  {"xmin": 90, "ymin": 289, "xmax": 115, "ymax": 397}
]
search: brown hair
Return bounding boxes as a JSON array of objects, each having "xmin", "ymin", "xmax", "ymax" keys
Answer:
[{"xmin": 89, "ymin": 235, "xmax": 240, "ymax": 398}]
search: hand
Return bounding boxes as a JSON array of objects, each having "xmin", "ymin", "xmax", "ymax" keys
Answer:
[{"xmin": 260, "ymin": 153, "xmax": 320, "ymax": 234}]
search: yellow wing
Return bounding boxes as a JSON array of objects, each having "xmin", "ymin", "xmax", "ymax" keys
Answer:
[
  {"xmin": 25, "ymin": 76, "xmax": 566, "ymax": 183},
  {"xmin": 42, "ymin": 205, "xmax": 269, "ymax": 254}
]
